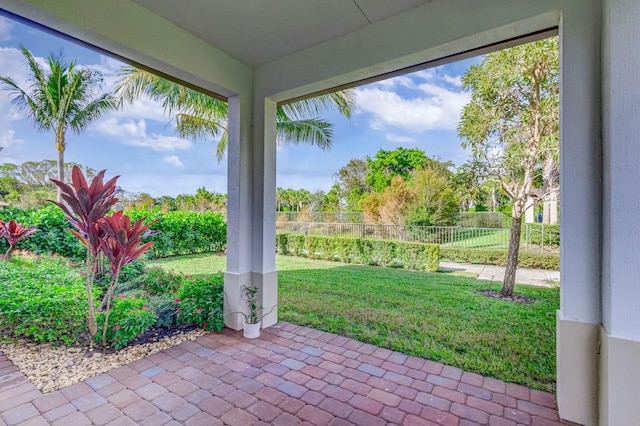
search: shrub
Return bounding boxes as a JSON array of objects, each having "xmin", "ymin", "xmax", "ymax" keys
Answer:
[
  {"xmin": 127, "ymin": 209, "xmax": 226, "ymax": 258},
  {"xmin": 96, "ymin": 296, "xmax": 157, "ymax": 349},
  {"xmin": 148, "ymin": 294, "xmax": 178, "ymax": 328},
  {"xmin": 0, "ymin": 205, "xmax": 84, "ymax": 259},
  {"xmin": 137, "ymin": 266, "xmax": 183, "ymax": 295},
  {"xmin": 524, "ymin": 224, "xmax": 560, "ymax": 247},
  {"xmin": 276, "ymin": 234, "xmax": 440, "ymax": 272},
  {"xmin": 439, "ymin": 247, "xmax": 560, "ymax": 270},
  {"xmin": 118, "ymin": 260, "xmax": 147, "ymax": 283},
  {"xmin": 176, "ymin": 275, "xmax": 224, "ymax": 331},
  {"xmin": 0, "ymin": 255, "xmax": 89, "ymax": 345}
]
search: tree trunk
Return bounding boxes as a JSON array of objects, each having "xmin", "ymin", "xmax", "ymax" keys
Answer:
[
  {"xmin": 501, "ymin": 214, "xmax": 522, "ymax": 297},
  {"xmin": 56, "ymin": 134, "xmax": 65, "ymax": 203}
]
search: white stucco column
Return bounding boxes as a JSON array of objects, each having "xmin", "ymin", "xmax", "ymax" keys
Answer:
[
  {"xmin": 599, "ymin": 1, "xmax": 640, "ymax": 423},
  {"xmin": 250, "ymin": 96, "xmax": 278, "ymax": 328},
  {"xmin": 556, "ymin": 3, "xmax": 602, "ymax": 425},
  {"xmin": 224, "ymin": 94, "xmax": 278, "ymax": 331}
]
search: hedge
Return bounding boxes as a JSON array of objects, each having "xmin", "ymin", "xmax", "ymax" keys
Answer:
[
  {"xmin": 440, "ymin": 247, "xmax": 560, "ymax": 270},
  {"xmin": 127, "ymin": 209, "xmax": 226, "ymax": 258},
  {"xmin": 0, "ymin": 205, "xmax": 85, "ymax": 259},
  {"xmin": 0, "ymin": 206, "xmax": 227, "ymax": 259},
  {"xmin": 276, "ymin": 233, "xmax": 439, "ymax": 272}
]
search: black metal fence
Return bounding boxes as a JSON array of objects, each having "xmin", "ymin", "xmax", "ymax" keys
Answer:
[{"xmin": 275, "ymin": 222, "xmax": 560, "ymax": 253}]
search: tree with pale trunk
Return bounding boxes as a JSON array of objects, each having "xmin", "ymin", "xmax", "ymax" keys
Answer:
[
  {"xmin": 458, "ymin": 37, "xmax": 559, "ymax": 297},
  {"xmin": 0, "ymin": 46, "xmax": 116, "ymax": 202}
]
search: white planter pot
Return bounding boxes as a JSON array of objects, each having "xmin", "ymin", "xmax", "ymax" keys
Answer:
[{"xmin": 243, "ymin": 321, "xmax": 262, "ymax": 339}]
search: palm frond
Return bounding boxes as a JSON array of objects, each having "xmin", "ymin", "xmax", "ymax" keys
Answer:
[
  {"xmin": 276, "ymin": 118, "xmax": 334, "ymax": 150},
  {"xmin": 280, "ymin": 89, "xmax": 356, "ymax": 120}
]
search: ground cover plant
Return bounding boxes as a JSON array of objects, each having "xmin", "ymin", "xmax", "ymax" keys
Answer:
[
  {"xmin": 148, "ymin": 252, "xmax": 559, "ymax": 391},
  {"xmin": 0, "ymin": 254, "xmax": 88, "ymax": 345}
]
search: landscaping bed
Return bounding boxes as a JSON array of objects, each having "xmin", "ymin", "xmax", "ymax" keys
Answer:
[{"xmin": 0, "ymin": 252, "xmax": 223, "ymax": 392}]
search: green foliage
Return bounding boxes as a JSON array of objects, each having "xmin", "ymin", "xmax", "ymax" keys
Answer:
[
  {"xmin": 148, "ymin": 294, "xmax": 178, "ymax": 328},
  {"xmin": 118, "ymin": 260, "xmax": 146, "ymax": 283},
  {"xmin": 96, "ymin": 296, "xmax": 156, "ymax": 349},
  {"xmin": 366, "ymin": 148, "xmax": 429, "ymax": 192},
  {"xmin": 0, "ymin": 255, "xmax": 89, "ymax": 345},
  {"xmin": 526, "ymin": 224, "xmax": 560, "ymax": 247},
  {"xmin": 127, "ymin": 209, "xmax": 226, "ymax": 258},
  {"xmin": 276, "ymin": 233, "xmax": 439, "ymax": 272},
  {"xmin": 404, "ymin": 169, "xmax": 459, "ymax": 227},
  {"xmin": 440, "ymin": 247, "xmax": 559, "ymax": 270},
  {"xmin": 0, "ymin": 205, "xmax": 84, "ymax": 259},
  {"xmin": 0, "ymin": 205, "xmax": 227, "ymax": 260},
  {"xmin": 176, "ymin": 275, "xmax": 224, "ymax": 331},
  {"xmin": 137, "ymin": 266, "xmax": 183, "ymax": 295}
]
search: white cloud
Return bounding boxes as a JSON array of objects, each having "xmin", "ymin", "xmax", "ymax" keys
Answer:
[
  {"xmin": 355, "ymin": 83, "xmax": 470, "ymax": 132},
  {"xmin": 385, "ymin": 133, "xmax": 416, "ymax": 143},
  {"xmin": 123, "ymin": 135, "xmax": 192, "ymax": 151},
  {"xmin": 412, "ymin": 69, "xmax": 436, "ymax": 81},
  {"xmin": 373, "ymin": 75, "xmax": 416, "ymax": 90},
  {"xmin": 442, "ymin": 74, "xmax": 463, "ymax": 86},
  {"xmin": 0, "ymin": 17, "xmax": 14, "ymax": 42},
  {"xmin": 163, "ymin": 155, "xmax": 184, "ymax": 168},
  {"xmin": 94, "ymin": 118, "xmax": 147, "ymax": 138},
  {"xmin": 92, "ymin": 117, "xmax": 192, "ymax": 151}
]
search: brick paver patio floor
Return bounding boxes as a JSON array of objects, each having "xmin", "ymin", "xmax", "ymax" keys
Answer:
[{"xmin": 0, "ymin": 322, "xmax": 565, "ymax": 426}]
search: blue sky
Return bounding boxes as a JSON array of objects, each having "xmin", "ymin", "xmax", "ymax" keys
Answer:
[{"xmin": 0, "ymin": 14, "xmax": 479, "ymax": 197}]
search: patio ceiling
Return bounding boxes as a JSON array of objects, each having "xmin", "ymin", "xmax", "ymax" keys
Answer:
[{"xmin": 130, "ymin": 0, "xmax": 431, "ymax": 67}]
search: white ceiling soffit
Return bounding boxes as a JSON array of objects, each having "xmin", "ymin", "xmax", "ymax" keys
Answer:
[{"xmin": 131, "ymin": 0, "xmax": 431, "ymax": 67}]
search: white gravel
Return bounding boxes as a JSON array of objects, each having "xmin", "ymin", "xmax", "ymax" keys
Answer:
[{"xmin": 0, "ymin": 328, "xmax": 207, "ymax": 393}]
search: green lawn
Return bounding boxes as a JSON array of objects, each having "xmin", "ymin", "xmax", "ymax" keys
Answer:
[
  {"xmin": 147, "ymin": 253, "xmax": 558, "ymax": 391},
  {"xmin": 441, "ymin": 229, "xmax": 510, "ymax": 249}
]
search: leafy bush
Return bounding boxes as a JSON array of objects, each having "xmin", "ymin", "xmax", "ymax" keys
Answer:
[
  {"xmin": 0, "ymin": 205, "xmax": 84, "ymax": 259},
  {"xmin": 118, "ymin": 260, "xmax": 147, "ymax": 283},
  {"xmin": 440, "ymin": 247, "xmax": 560, "ymax": 270},
  {"xmin": 127, "ymin": 209, "xmax": 226, "ymax": 258},
  {"xmin": 525, "ymin": 224, "xmax": 560, "ymax": 247},
  {"xmin": 148, "ymin": 294, "xmax": 178, "ymax": 328},
  {"xmin": 96, "ymin": 296, "xmax": 157, "ymax": 349},
  {"xmin": 0, "ymin": 206, "xmax": 227, "ymax": 260},
  {"xmin": 137, "ymin": 266, "xmax": 183, "ymax": 295},
  {"xmin": 176, "ymin": 275, "xmax": 224, "ymax": 331},
  {"xmin": 0, "ymin": 255, "xmax": 89, "ymax": 344},
  {"xmin": 276, "ymin": 233, "xmax": 439, "ymax": 272}
]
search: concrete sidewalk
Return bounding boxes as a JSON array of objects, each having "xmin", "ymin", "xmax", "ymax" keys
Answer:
[{"xmin": 439, "ymin": 261, "xmax": 560, "ymax": 288}]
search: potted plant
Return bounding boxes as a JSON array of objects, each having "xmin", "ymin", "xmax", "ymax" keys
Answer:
[{"xmin": 236, "ymin": 285, "xmax": 276, "ymax": 339}]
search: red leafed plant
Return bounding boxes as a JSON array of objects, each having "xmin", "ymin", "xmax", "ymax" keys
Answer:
[
  {"xmin": 0, "ymin": 219, "xmax": 37, "ymax": 259},
  {"xmin": 50, "ymin": 166, "xmax": 120, "ymax": 345},
  {"xmin": 97, "ymin": 211, "xmax": 158, "ymax": 346}
]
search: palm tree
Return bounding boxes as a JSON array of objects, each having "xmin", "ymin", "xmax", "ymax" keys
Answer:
[
  {"xmin": 115, "ymin": 67, "xmax": 355, "ymax": 161},
  {"xmin": 0, "ymin": 45, "xmax": 116, "ymax": 201}
]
